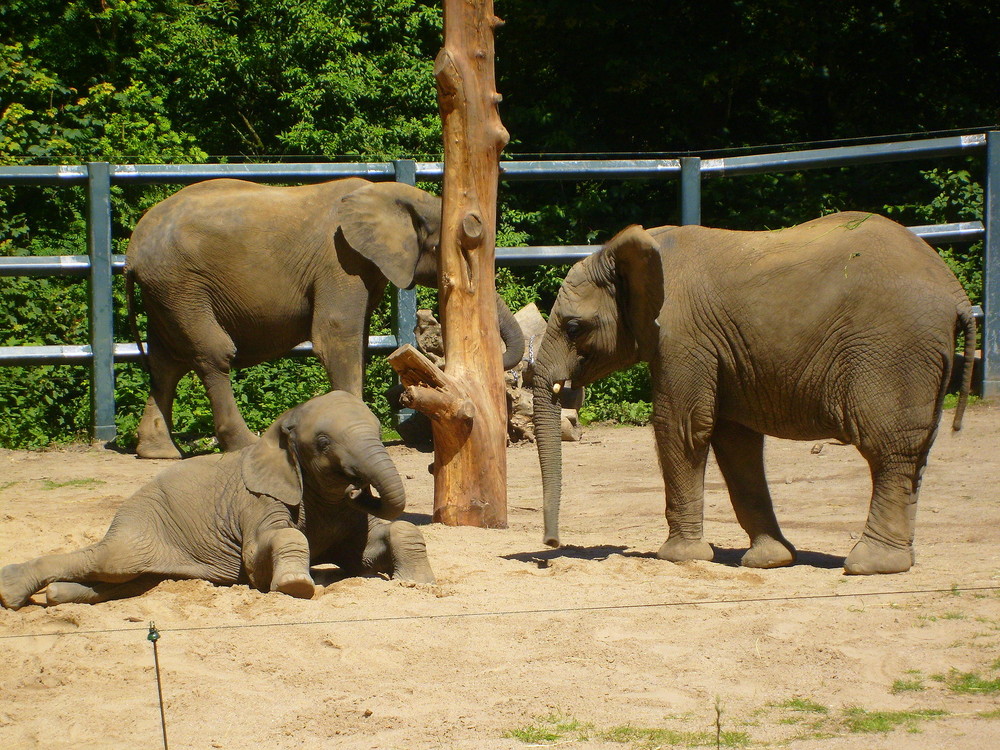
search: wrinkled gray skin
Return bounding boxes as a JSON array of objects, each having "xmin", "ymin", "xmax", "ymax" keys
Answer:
[
  {"xmin": 534, "ymin": 213, "xmax": 975, "ymax": 575},
  {"xmin": 127, "ymin": 177, "xmax": 524, "ymax": 459},
  {"xmin": 0, "ymin": 391, "xmax": 434, "ymax": 609}
]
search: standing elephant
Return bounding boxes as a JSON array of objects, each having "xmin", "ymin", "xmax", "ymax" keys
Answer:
[
  {"xmin": 126, "ymin": 177, "xmax": 524, "ymax": 459},
  {"xmin": 533, "ymin": 212, "xmax": 975, "ymax": 575},
  {"xmin": 0, "ymin": 391, "xmax": 434, "ymax": 609}
]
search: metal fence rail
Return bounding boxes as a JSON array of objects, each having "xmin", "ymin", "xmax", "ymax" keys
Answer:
[{"xmin": 1, "ymin": 132, "xmax": 997, "ymax": 442}]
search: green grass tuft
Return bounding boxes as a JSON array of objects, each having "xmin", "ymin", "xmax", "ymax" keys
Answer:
[
  {"xmin": 505, "ymin": 713, "xmax": 586, "ymax": 743},
  {"xmin": 934, "ymin": 670, "xmax": 1000, "ymax": 695},
  {"xmin": 841, "ymin": 707, "xmax": 946, "ymax": 734},
  {"xmin": 776, "ymin": 697, "xmax": 830, "ymax": 714},
  {"xmin": 598, "ymin": 724, "xmax": 749, "ymax": 748},
  {"xmin": 40, "ymin": 477, "xmax": 106, "ymax": 490},
  {"xmin": 891, "ymin": 677, "xmax": 926, "ymax": 693}
]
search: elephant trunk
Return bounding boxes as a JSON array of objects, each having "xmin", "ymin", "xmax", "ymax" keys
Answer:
[
  {"xmin": 533, "ymin": 363, "xmax": 566, "ymax": 548},
  {"xmin": 496, "ymin": 293, "xmax": 525, "ymax": 371},
  {"xmin": 346, "ymin": 431, "xmax": 407, "ymax": 521}
]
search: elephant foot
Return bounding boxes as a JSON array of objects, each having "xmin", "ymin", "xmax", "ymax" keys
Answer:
[
  {"xmin": 844, "ymin": 536, "xmax": 914, "ymax": 575},
  {"xmin": 388, "ymin": 522, "xmax": 436, "ymax": 584},
  {"xmin": 741, "ymin": 535, "xmax": 796, "ymax": 569},
  {"xmin": 136, "ymin": 437, "xmax": 182, "ymax": 460},
  {"xmin": 0, "ymin": 563, "xmax": 38, "ymax": 610},
  {"xmin": 272, "ymin": 571, "xmax": 315, "ymax": 599},
  {"xmin": 46, "ymin": 581, "xmax": 100, "ymax": 605},
  {"xmin": 656, "ymin": 536, "xmax": 714, "ymax": 563},
  {"xmin": 393, "ymin": 561, "xmax": 436, "ymax": 584}
]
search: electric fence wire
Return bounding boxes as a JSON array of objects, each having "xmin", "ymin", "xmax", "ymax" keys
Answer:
[{"xmin": 1, "ymin": 584, "xmax": 998, "ymax": 642}]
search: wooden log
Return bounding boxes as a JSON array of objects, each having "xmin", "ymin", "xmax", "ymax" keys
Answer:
[{"xmin": 390, "ymin": 0, "xmax": 509, "ymax": 527}]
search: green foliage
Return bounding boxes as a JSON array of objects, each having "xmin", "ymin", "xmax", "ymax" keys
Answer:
[
  {"xmin": 884, "ymin": 168, "xmax": 984, "ymax": 304},
  {"xmin": 580, "ymin": 363, "xmax": 653, "ymax": 426},
  {"xmin": 1, "ymin": 1, "xmax": 996, "ymax": 447}
]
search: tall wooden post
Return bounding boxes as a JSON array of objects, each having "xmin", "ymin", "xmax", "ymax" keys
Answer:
[{"xmin": 388, "ymin": 0, "xmax": 509, "ymax": 527}]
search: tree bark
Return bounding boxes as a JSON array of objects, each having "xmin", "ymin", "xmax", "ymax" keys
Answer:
[{"xmin": 389, "ymin": 0, "xmax": 509, "ymax": 527}]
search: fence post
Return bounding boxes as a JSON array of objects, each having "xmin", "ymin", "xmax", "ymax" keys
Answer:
[
  {"xmin": 87, "ymin": 162, "xmax": 117, "ymax": 444},
  {"xmin": 391, "ymin": 159, "xmax": 419, "ymax": 425},
  {"xmin": 679, "ymin": 156, "xmax": 702, "ymax": 226},
  {"xmin": 984, "ymin": 132, "xmax": 1000, "ymax": 399}
]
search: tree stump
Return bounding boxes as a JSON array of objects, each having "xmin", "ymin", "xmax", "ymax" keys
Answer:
[{"xmin": 389, "ymin": 0, "xmax": 509, "ymax": 527}]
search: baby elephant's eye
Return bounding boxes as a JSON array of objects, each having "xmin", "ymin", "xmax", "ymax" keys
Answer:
[
  {"xmin": 316, "ymin": 434, "xmax": 332, "ymax": 452},
  {"xmin": 565, "ymin": 318, "xmax": 583, "ymax": 339}
]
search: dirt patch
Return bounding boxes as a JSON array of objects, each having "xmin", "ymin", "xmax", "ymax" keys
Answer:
[{"xmin": 2, "ymin": 403, "xmax": 1000, "ymax": 748}]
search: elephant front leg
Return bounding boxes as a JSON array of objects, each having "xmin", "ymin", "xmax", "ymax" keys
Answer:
[
  {"xmin": 311, "ymin": 316, "xmax": 366, "ymax": 398},
  {"xmin": 652, "ymin": 400, "xmax": 715, "ymax": 563},
  {"xmin": 711, "ymin": 420, "xmax": 795, "ymax": 568},
  {"xmin": 362, "ymin": 519, "xmax": 435, "ymax": 583},
  {"xmin": 250, "ymin": 526, "xmax": 315, "ymax": 599}
]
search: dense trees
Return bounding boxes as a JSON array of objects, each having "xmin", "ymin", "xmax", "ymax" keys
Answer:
[{"xmin": 1, "ymin": 1, "xmax": 996, "ymax": 446}]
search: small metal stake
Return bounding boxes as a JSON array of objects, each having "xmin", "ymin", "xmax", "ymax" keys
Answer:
[{"xmin": 148, "ymin": 622, "xmax": 169, "ymax": 750}]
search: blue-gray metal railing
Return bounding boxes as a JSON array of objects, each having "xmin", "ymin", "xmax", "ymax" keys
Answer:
[
  {"xmin": 1, "ymin": 131, "xmax": 996, "ymax": 442},
  {"xmin": 984, "ymin": 133, "xmax": 1000, "ymax": 398}
]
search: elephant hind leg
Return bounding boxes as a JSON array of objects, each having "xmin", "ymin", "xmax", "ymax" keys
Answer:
[
  {"xmin": 193, "ymin": 350, "xmax": 257, "ymax": 453},
  {"xmin": 0, "ymin": 541, "xmax": 147, "ymax": 610},
  {"xmin": 711, "ymin": 420, "xmax": 796, "ymax": 569},
  {"xmin": 362, "ymin": 519, "xmax": 435, "ymax": 583},
  {"xmin": 45, "ymin": 576, "xmax": 162, "ymax": 606},
  {"xmin": 845, "ymin": 453, "xmax": 925, "ymax": 575},
  {"xmin": 135, "ymin": 338, "xmax": 189, "ymax": 459},
  {"xmin": 844, "ymin": 407, "xmax": 937, "ymax": 575}
]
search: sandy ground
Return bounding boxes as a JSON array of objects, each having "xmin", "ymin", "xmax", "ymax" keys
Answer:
[{"xmin": 1, "ymin": 402, "xmax": 999, "ymax": 749}]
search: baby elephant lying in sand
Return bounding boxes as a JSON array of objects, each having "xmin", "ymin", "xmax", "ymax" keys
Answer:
[{"xmin": 0, "ymin": 391, "xmax": 434, "ymax": 609}]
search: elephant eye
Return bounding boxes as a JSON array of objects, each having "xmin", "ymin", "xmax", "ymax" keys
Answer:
[
  {"xmin": 316, "ymin": 434, "xmax": 332, "ymax": 452},
  {"xmin": 565, "ymin": 318, "xmax": 584, "ymax": 339}
]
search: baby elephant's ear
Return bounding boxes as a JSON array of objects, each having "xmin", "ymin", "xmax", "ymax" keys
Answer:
[{"xmin": 241, "ymin": 410, "xmax": 303, "ymax": 507}]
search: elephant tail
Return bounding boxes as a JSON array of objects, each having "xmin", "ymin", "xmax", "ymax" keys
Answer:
[
  {"xmin": 951, "ymin": 306, "xmax": 977, "ymax": 432},
  {"xmin": 125, "ymin": 268, "xmax": 150, "ymax": 374}
]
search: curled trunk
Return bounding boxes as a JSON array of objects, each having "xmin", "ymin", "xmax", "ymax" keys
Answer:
[
  {"xmin": 496, "ymin": 293, "xmax": 525, "ymax": 371},
  {"xmin": 349, "ymin": 434, "xmax": 407, "ymax": 520}
]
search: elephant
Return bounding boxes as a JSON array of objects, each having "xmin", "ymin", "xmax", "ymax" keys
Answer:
[
  {"xmin": 533, "ymin": 212, "xmax": 976, "ymax": 575},
  {"xmin": 0, "ymin": 391, "xmax": 434, "ymax": 609},
  {"xmin": 126, "ymin": 177, "xmax": 524, "ymax": 459}
]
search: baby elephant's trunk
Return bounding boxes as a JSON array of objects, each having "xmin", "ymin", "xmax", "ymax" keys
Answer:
[{"xmin": 348, "ymin": 432, "xmax": 406, "ymax": 521}]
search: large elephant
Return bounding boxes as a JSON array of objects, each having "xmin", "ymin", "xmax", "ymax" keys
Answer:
[
  {"xmin": 533, "ymin": 212, "xmax": 976, "ymax": 575},
  {"xmin": 0, "ymin": 391, "xmax": 434, "ymax": 609},
  {"xmin": 126, "ymin": 177, "xmax": 524, "ymax": 459}
]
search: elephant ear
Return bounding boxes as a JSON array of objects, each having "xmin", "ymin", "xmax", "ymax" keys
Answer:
[
  {"xmin": 338, "ymin": 182, "xmax": 441, "ymax": 289},
  {"xmin": 604, "ymin": 224, "xmax": 664, "ymax": 361},
  {"xmin": 241, "ymin": 409, "xmax": 303, "ymax": 508}
]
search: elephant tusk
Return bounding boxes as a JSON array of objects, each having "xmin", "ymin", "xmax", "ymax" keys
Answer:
[{"xmin": 552, "ymin": 382, "xmax": 562, "ymax": 394}]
